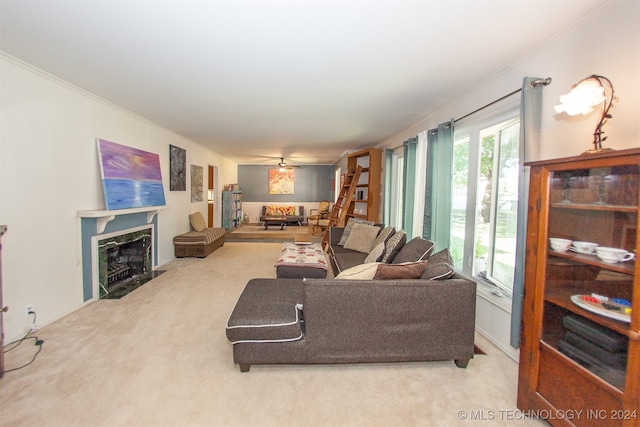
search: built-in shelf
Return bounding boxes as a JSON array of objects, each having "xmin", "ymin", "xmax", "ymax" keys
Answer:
[{"xmin": 78, "ymin": 205, "xmax": 168, "ymax": 233}]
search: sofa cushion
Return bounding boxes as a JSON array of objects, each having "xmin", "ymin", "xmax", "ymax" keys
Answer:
[
  {"xmin": 392, "ymin": 237, "xmax": 435, "ymax": 264},
  {"xmin": 421, "ymin": 248, "xmax": 455, "ymax": 280},
  {"xmin": 189, "ymin": 212, "xmax": 207, "ymax": 232},
  {"xmin": 173, "ymin": 227, "xmax": 226, "ymax": 245},
  {"xmin": 265, "ymin": 205, "xmax": 296, "ymax": 216},
  {"xmin": 329, "ymin": 243, "xmax": 354, "ymax": 255},
  {"xmin": 364, "ymin": 242, "xmax": 385, "ymax": 263},
  {"xmin": 343, "ymin": 223, "xmax": 381, "ymax": 253},
  {"xmin": 380, "ymin": 230, "xmax": 406, "ymax": 263},
  {"xmin": 372, "ymin": 226, "xmax": 395, "ymax": 249},
  {"xmin": 226, "ymin": 279, "xmax": 304, "ymax": 343},
  {"xmin": 338, "ymin": 218, "xmax": 375, "ymax": 246},
  {"xmin": 373, "ymin": 260, "xmax": 427, "ymax": 280},
  {"xmin": 334, "ymin": 251, "xmax": 369, "ymax": 273},
  {"xmin": 335, "ymin": 262, "xmax": 380, "ymax": 280}
]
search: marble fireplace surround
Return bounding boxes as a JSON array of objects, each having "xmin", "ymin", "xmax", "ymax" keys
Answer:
[{"xmin": 78, "ymin": 206, "xmax": 166, "ymax": 302}]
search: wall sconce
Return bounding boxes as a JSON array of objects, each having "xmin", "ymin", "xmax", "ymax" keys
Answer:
[
  {"xmin": 207, "ymin": 189, "xmax": 214, "ymax": 204},
  {"xmin": 554, "ymin": 74, "xmax": 617, "ymax": 154}
]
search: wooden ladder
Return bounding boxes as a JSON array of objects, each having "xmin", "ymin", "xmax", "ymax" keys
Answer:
[{"xmin": 321, "ymin": 165, "xmax": 363, "ymax": 249}]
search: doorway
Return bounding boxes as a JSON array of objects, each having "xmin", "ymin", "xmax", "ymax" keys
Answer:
[{"xmin": 208, "ymin": 165, "xmax": 218, "ymax": 227}]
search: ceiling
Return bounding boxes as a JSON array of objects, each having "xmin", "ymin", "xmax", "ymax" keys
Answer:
[{"xmin": 1, "ymin": 0, "xmax": 611, "ymax": 166}]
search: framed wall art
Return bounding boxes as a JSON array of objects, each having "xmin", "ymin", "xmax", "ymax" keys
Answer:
[
  {"xmin": 96, "ymin": 138, "xmax": 166, "ymax": 210},
  {"xmin": 268, "ymin": 168, "xmax": 294, "ymax": 194},
  {"xmin": 169, "ymin": 144, "xmax": 186, "ymax": 191},
  {"xmin": 191, "ymin": 164, "xmax": 203, "ymax": 202}
]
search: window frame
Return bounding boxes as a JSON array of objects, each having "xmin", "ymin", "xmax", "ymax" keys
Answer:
[{"xmin": 452, "ymin": 104, "xmax": 521, "ymax": 297}]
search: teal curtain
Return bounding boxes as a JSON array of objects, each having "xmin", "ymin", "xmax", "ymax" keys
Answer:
[
  {"xmin": 383, "ymin": 148, "xmax": 393, "ymax": 226},
  {"xmin": 423, "ymin": 120, "xmax": 454, "ymax": 252},
  {"xmin": 402, "ymin": 137, "xmax": 418, "ymax": 237},
  {"xmin": 510, "ymin": 77, "xmax": 546, "ymax": 348}
]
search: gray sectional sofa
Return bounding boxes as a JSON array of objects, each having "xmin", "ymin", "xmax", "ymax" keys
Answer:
[{"xmin": 225, "ymin": 220, "xmax": 477, "ymax": 372}]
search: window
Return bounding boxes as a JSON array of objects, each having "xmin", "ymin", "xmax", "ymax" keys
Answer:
[{"xmin": 451, "ymin": 109, "xmax": 520, "ymax": 294}]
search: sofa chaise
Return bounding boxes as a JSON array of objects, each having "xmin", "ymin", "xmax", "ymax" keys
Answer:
[
  {"xmin": 173, "ymin": 212, "xmax": 225, "ymax": 258},
  {"xmin": 226, "ymin": 219, "xmax": 477, "ymax": 372}
]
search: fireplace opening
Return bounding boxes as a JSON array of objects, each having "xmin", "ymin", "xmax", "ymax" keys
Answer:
[{"xmin": 97, "ymin": 228, "xmax": 162, "ymax": 299}]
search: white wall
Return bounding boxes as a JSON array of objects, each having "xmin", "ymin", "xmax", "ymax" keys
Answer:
[
  {"xmin": 0, "ymin": 55, "xmax": 238, "ymax": 341},
  {"xmin": 376, "ymin": 0, "xmax": 639, "ymax": 357},
  {"xmin": 378, "ymin": 0, "xmax": 639, "ymax": 160}
]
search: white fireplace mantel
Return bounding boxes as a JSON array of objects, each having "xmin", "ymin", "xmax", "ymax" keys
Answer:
[{"xmin": 78, "ymin": 205, "xmax": 168, "ymax": 233}]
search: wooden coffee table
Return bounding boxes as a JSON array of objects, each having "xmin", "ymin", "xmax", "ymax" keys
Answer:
[
  {"xmin": 263, "ymin": 216, "xmax": 287, "ymax": 230},
  {"xmin": 294, "ymin": 234, "xmax": 311, "ymax": 245}
]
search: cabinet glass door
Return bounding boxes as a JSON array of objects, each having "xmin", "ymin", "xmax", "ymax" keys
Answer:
[{"xmin": 543, "ymin": 163, "xmax": 638, "ymax": 391}]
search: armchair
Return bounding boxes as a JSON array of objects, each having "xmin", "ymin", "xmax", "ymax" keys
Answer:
[{"xmin": 308, "ymin": 200, "xmax": 331, "ymax": 234}]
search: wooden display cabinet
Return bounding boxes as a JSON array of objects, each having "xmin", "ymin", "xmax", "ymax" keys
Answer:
[{"xmin": 518, "ymin": 148, "xmax": 640, "ymax": 426}]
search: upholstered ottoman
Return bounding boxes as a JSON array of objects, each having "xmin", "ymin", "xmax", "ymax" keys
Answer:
[
  {"xmin": 274, "ymin": 242, "xmax": 328, "ymax": 279},
  {"xmin": 226, "ymin": 278, "xmax": 306, "ymax": 372}
]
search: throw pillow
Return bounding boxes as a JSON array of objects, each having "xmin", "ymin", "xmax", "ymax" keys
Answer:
[
  {"xmin": 374, "ymin": 260, "xmax": 428, "ymax": 280},
  {"xmin": 189, "ymin": 212, "xmax": 207, "ymax": 232},
  {"xmin": 392, "ymin": 237, "xmax": 435, "ymax": 264},
  {"xmin": 335, "ymin": 262, "xmax": 380, "ymax": 280},
  {"xmin": 421, "ymin": 248, "xmax": 455, "ymax": 280},
  {"xmin": 371, "ymin": 226, "xmax": 395, "ymax": 249},
  {"xmin": 284, "ymin": 206, "xmax": 295, "ymax": 216},
  {"xmin": 380, "ymin": 230, "xmax": 406, "ymax": 263},
  {"xmin": 338, "ymin": 218, "xmax": 375, "ymax": 246},
  {"xmin": 364, "ymin": 242, "xmax": 385, "ymax": 263},
  {"xmin": 265, "ymin": 206, "xmax": 277, "ymax": 216},
  {"xmin": 343, "ymin": 224, "xmax": 381, "ymax": 253}
]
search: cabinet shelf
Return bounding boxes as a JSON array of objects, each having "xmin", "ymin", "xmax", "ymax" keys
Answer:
[
  {"xmin": 551, "ymin": 202, "xmax": 638, "ymax": 212},
  {"xmin": 545, "ymin": 287, "xmax": 631, "ymax": 337},
  {"xmin": 539, "ymin": 341, "xmax": 626, "ymax": 394},
  {"xmin": 549, "ymin": 251, "xmax": 635, "ymax": 275},
  {"xmin": 347, "ymin": 213, "xmax": 367, "ymax": 220}
]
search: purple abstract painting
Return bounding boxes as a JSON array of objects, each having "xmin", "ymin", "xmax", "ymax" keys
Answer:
[{"xmin": 97, "ymin": 139, "xmax": 166, "ymax": 210}]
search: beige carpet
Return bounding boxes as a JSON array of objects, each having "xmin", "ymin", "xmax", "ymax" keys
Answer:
[{"xmin": 0, "ymin": 242, "xmax": 546, "ymax": 427}]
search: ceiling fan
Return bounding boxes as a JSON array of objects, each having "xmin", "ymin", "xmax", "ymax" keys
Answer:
[{"xmin": 277, "ymin": 157, "xmax": 301, "ymax": 170}]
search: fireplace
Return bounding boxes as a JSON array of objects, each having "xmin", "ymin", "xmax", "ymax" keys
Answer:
[
  {"xmin": 79, "ymin": 206, "xmax": 166, "ymax": 302},
  {"xmin": 97, "ymin": 227, "xmax": 152, "ymax": 298}
]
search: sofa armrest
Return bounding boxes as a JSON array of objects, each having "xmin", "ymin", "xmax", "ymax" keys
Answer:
[{"xmin": 302, "ymin": 277, "xmax": 476, "ymax": 362}]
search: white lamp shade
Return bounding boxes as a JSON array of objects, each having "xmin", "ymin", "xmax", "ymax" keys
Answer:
[{"xmin": 554, "ymin": 79, "xmax": 606, "ymax": 116}]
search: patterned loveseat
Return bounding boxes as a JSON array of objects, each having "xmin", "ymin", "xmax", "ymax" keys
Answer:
[{"xmin": 259, "ymin": 205, "xmax": 305, "ymax": 226}]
